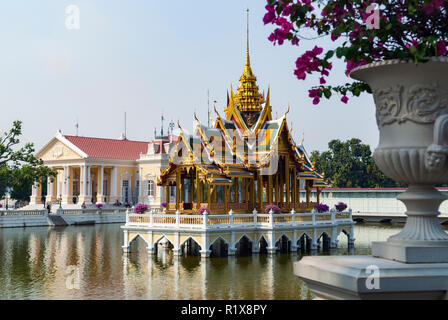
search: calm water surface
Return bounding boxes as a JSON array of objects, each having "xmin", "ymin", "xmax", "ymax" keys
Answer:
[{"xmin": 0, "ymin": 222, "xmax": 407, "ymax": 300}]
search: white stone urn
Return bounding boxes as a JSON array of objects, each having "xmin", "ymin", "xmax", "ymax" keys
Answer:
[
  {"xmin": 294, "ymin": 58, "xmax": 448, "ymax": 300},
  {"xmin": 351, "ymin": 57, "xmax": 448, "ymax": 263}
]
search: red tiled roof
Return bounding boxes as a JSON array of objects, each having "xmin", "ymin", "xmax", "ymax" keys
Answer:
[{"xmin": 64, "ymin": 135, "xmax": 149, "ymax": 160}]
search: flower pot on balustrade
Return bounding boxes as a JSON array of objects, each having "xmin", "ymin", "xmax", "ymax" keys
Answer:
[{"xmin": 351, "ymin": 57, "xmax": 448, "ymax": 263}]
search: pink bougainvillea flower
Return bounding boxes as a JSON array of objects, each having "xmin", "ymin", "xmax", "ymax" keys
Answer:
[
  {"xmin": 345, "ymin": 60, "xmax": 367, "ymax": 76},
  {"xmin": 436, "ymin": 40, "xmax": 447, "ymax": 56},
  {"xmin": 263, "ymin": 0, "xmax": 448, "ymax": 105},
  {"xmin": 424, "ymin": 0, "xmax": 445, "ymax": 15}
]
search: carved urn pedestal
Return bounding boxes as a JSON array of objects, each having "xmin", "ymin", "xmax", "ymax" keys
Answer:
[{"xmin": 295, "ymin": 57, "xmax": 448, "ymax": 299}]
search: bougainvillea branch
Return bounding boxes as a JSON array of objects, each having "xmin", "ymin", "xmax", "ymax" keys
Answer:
[{"xmin": 264, "ymin": 0, "xmax": 448, "ymax": 104}]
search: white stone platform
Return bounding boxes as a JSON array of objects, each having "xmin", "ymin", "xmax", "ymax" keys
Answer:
[
  {"xmin": 122, "ymin": 209, "xmax": 355, "ymax": 257},
  {"xmin": 295, "ymin": 255, "xmax": 448, "ymax": 300},
  {"xmin": 0, "ymin": 207, "xmax": 127, "ymax": 228}
]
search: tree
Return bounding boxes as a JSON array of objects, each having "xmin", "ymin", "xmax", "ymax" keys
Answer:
[
  {"xmin": 310, "ymin": 138, "xmax": 403, "ymax": 188},
  {"xmin": 0, "ymin": 121, "xmax": 56, "ymax": 201}
]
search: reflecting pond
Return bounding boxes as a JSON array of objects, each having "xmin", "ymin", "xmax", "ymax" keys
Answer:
[{"xmin": 0, "ymin": 222, "xmax": 406, "ymax": 299}]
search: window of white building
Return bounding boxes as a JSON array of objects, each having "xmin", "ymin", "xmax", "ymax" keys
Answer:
[{"xmin": 148, "ymin": 180, "xmax": 155, "ymax": 197}]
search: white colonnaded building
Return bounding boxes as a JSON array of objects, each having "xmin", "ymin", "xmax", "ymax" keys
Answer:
[{"xmin": 26, "ymin": 128, "xmax": 177, "ymax": 210}]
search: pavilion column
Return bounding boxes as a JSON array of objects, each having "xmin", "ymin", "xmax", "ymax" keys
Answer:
[
  {"xmin": 234, "ymin": 178, "xmax": 239, "ymax": 203},
  {"xmin": 195, "ymin": 170, "xmax": 201, "ymax": 208},
  {"xmin": 242, "ymin": 179, "xmax": 246, "ymax": 202},
  {"xmin": 292, "ymin": 168, "xmax": 297, "ymax": 210},
  {"xmin": 96, "ymin": 165, "xmax": 104, "ymax": 204},
  {"xmin": 181, "ymin": 178, "xmax": 185, "ymax": 203},
  {"xmin": 224, "ymin": 185, "xmax": 229, "ymax": 213},
  {"xmin": 176, "ymin": 169, "xmax": 180, "ymax": 211},
  {"xmin": 201, "ymin": 180, "xmax": 205, "ymax": 206},
  {"xmin": 257, "ymin": 173, "xmax": 263, "ymax": 212},
  {"xmin": 285, "ymin": 158, "xmax": 290, "ymax": 210},
  {"xmin": 189, "ymin": 174, "xmax": 194, "ymax": 204},
  {"xmin": 305, "ymin": 182, "xmax": 311, "ymax": 208},
  {"xmin": 316, "ymin": 187, "xmax": 321, "ymax": 204},
  {"xmin": 275, "ymin": 174, "xmax": 279, "ymax": 204},
  {"xmin": 267, "ymin": 175, "xmax": 273, "ymax": 204},
  {"xmin": 207, "ymin": 185, "xmax": 212, "ymax": 212},
  {"xmin": 212, "ymin": 187, "xmax": 217, "ymax": 203},
  {"xmin": 165, "ymin": 185, "xmax": 169, "ymax": 206},
  {"xmin": 250, "ymin": 178, "xmax": 255, "ymax": 211}
]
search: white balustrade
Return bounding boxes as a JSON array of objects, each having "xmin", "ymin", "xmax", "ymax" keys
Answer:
[
  {"xmin": 124, "ymin": 209, "xmax": 354, "ymax": 230},
  {"xmin": 0, "ymin": 209, "xmax": 47, "ymax": 217}
]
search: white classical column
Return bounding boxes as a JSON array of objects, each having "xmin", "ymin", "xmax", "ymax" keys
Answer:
[
  {"xmin": 97, "ymin": 165, "xmax": 104, "ymax": 204},
  {"xmin": 62, "ymin": 166, "xmax": 69, "ymax": 204},
  {"xmin": 30, "ymin": 182, "xmax": 41, "ymax": 205},
  {"xmin": 78, "ymin": 165, "xmax": 88, "ymax": 204},
  {"xmin": 139, "ymin": 167, "xmax": 143, "ymax": 203},
  {"xmin": 45, "ymin": 172, "xmax": 55, "ymax": 204},
  {"xmin": 83, "ymin": 165, "xmax": 87, "ymax": 196},
  {"xmin": 46, "ymin": 179, "xmax": 51, "ymax": 203},
  {"xmin": 86, "ymin": 166, "xmax": 91, "ymax": 201},
  {"xmin": 56, "ymin": 169, "xmax": 61, "ymax": 199},
  {"xmin": 111, "ymin": 166, "xmax": 117, "ymax": 203}
]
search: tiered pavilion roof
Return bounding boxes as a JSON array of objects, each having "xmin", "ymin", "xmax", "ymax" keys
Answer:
[{"xmin": 158, "ymin": 11, "xmax": 327, "ymax": 214}]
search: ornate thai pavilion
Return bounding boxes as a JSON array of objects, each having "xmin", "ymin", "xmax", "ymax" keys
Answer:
[{"xmin": 157, "ymin": 14, "xmax": 328, "ymax": 214}]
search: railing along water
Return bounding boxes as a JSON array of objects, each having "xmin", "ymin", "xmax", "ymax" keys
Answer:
[
  {"xmin": 0, "ymin": 209, "xmax": 47, "ymax": 217},
  {"xmin": 125, "ymin": 209, "xmax": 353, "ymax": 229}
]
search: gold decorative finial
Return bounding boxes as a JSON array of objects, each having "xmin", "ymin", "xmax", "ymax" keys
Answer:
[
  {"xmin": 285, "ymin": 104, "xmax": 290, "ymax": 116},
  {"xmin": 246, "ymin": 8, "xmax": 250, "ymax": 67},
  {"xmin": 233, "ymin": 8, "xmax": 264, "ymax": 114},
  {"xmin": 194, "ymin": 110, "xmax": 200, "ymax": 122},
  {"xmin": 214, "ymin": 105, "xmax": 220, "ymax": 117},
  {"xmin": 302, "ymin": 132, "xmax": 305, "ymax": 144}
]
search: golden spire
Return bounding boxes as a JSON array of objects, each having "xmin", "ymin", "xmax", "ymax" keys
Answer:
[
  {"xmin": 245, "ymin": 8, "xmax": 250, "ymax": 68},
  {"xmin": 234, "ymin": 8, "xmax": 264, "ymax": 114}
]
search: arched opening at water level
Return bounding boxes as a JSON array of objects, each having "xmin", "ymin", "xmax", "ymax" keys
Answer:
[
  {"xmin": 276, "ymin": 235, "xmax": 291, "ymax": 253},
  {"xmin": 235, "ymin": 235, "xmax": 252, "ymax": 256},
  {"xmin": 297, "ymin": 234, "xmax": 312, "ymax": 253},
  {"xmin": 180, "ymin": 238, "xmax": 201, "ymax": 256},
  {"xmin": 317, "ymin": 232, "xmax": 331, "ymax": 252},
  {"xmin": 209, "ymin": 237, "xmax": 229, "ymax": 257},
  {"xmin": 258, "ymin": 236, "xmax": 268, "ymax": 254}
]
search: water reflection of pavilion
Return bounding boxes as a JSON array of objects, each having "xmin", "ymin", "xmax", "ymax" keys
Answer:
[{"xmin": 122, "ymin": 245, "xmax": 316, "ymax": 300}]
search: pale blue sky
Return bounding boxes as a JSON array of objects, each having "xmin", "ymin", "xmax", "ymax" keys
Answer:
[{"xmin": 0, "ymin": 0, "xmax": 378, "ymax": 153}]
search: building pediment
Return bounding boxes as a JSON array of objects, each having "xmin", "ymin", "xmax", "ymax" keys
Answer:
[{"xmin": 37, "ymin": 138, "xmax": 84, "ymax": 161}]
